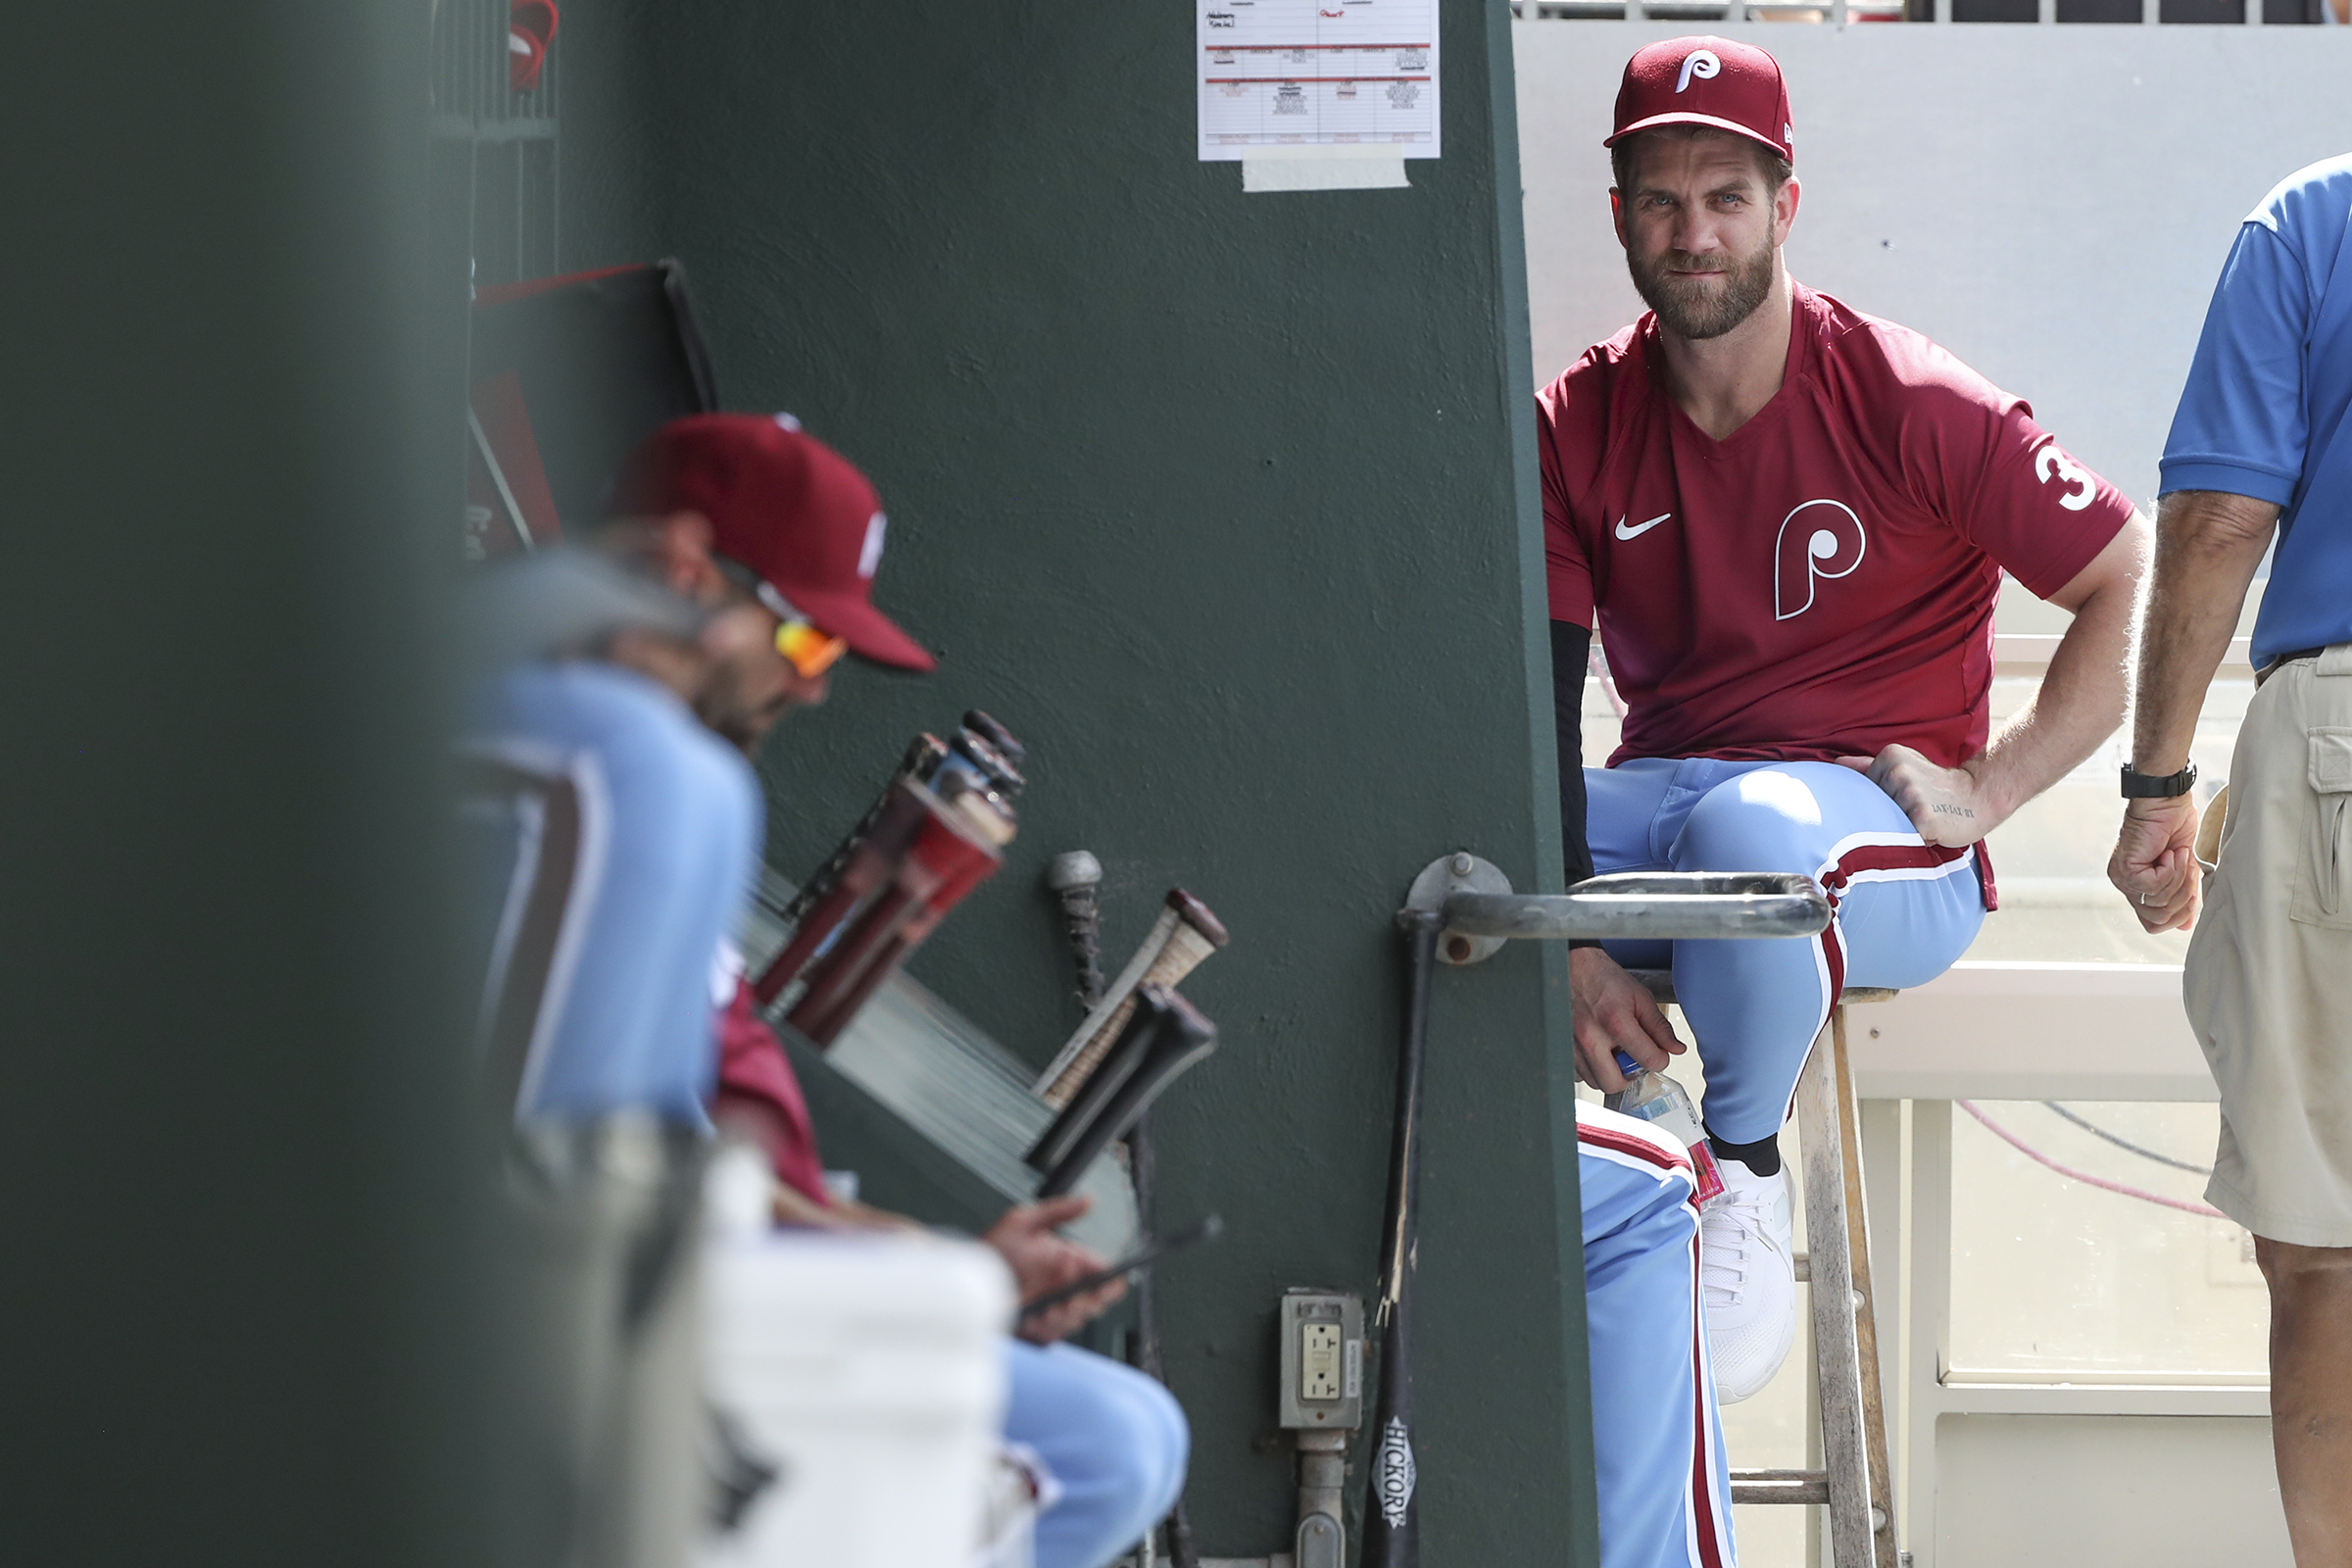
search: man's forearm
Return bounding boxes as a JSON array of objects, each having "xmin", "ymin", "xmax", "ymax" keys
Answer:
[
  {"xmin": 2129, "ymin": 490, "xmax": 2278, "ymax": 774},
  {"xmin": 1971, "ymin": 539, "xmax": 2142, "ymax": 820}
]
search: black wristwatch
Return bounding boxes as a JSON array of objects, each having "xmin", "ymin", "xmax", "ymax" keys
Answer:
[{"xmin": 2120, "ymin": 761, "xmax": 2198, "ymax": 799}]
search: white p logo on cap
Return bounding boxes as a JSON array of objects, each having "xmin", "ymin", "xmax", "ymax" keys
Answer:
[
  {"xmin": 858, "ymin": 512, "xmax": 888, "ymax": 580},
  {"xmin": 1676, "ymin": 49, "xmax": 1720, "ymax": 94}
]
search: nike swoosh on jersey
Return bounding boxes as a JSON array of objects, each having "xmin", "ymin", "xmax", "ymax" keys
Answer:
[{"xmin": 1613, "ymin": 512, "xmax": 1672, "ymax": 541}]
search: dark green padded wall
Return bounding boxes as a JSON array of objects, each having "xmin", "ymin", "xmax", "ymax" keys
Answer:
[
  {"xmin": 0, "ymin": 4, "xmax": 499, "ymax": 1564},
  {"xmin": 563, "ymin": 4, "xmax": 1597, "ymax": 1560}
]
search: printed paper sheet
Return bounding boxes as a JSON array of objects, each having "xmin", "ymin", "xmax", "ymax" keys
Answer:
[{"xmin": 1198, "ymin": 1, "xmax": 1440, "ymax": 162}]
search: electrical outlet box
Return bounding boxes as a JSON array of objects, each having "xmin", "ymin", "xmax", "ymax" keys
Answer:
[
  {"xmin": 1301, "ymin": 1324, "xmax": 1343, "ymax": 1400},
  {"xmin": 1278, "ymin": 1290, "xmax": 1364, "ymax": 1431}
]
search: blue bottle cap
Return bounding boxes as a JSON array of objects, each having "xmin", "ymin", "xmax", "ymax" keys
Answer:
[{"xmin": 1613, "ymin": 1050, "xmax": 1642, "ymax": 1077}]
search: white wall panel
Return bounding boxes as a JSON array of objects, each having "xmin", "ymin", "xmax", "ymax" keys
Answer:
[
  {"xmin": 1936, "ymin": 1414, "xmax": 2291, "ymax": 1566},
  {"xmin": 1850, "ymin": 960, "xmax": 2216, "ymax": 1100}
]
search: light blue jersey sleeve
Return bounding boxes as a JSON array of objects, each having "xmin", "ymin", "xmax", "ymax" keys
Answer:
[{"xmin": 465, "ymin": 662, "xmax": 761, "ymax": 1126}]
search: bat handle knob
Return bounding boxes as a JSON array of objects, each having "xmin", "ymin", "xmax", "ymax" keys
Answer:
[
  {"xmin": 1046, "ymin": 850, "xmax": 1102, "ymax": 892},
  {"xmin": 1046, "ymin": 851, "xmax": 1107, "ymax": 1009}
]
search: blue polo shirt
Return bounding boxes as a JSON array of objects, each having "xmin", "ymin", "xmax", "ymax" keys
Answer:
[{"xmin": 2160, "ymin": 154, "xmax": 2352, "ymax": 669}]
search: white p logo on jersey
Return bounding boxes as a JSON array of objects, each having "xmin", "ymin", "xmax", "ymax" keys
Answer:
[
  {"xmin": 1774, "ymin": 499, "xmax": 1867, "ymax": 620},
  {"xmin": 1676, "ymin": 50, "xmax": 1720, "ymax": 94}
]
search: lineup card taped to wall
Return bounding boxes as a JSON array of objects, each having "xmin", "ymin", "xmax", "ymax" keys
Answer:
[{"xmin": 1197, "ymin": 0, "xmax": 1440, "ymax": 162}]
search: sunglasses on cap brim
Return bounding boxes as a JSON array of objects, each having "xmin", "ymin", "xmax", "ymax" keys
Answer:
[{"xmin": 711, "ymin": 556, "xmax": 850, "ymax": 679}]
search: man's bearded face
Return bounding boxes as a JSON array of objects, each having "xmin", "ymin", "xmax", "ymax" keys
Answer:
[
  {"xmin": 1626, "ymin": 220, "xmax": 1777, "ymax": 341},
  {"xmin": 695, "ymin": 601, "xmax": 820, "ymax": 755}
]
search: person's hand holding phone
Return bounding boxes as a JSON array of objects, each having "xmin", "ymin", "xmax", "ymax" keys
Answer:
[{"xmin": 984, "ymin": 1196, "xmax": 1127, "ymax": 1345}]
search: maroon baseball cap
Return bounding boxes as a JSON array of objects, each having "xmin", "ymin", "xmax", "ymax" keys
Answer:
[
  {"xmin": 1606, "ymin": 36, "xmax": 1793, "ymax": 167},
  {"xmin": 616, "ymin": 413, "xmax": 936, "ymax": 672}
]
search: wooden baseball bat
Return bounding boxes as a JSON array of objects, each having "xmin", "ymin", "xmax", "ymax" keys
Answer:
[
  {"xmin": 1364, "ymin": 909, "xmax": 1442, "ymax": 1568},
  {"xmin": 1029, "ymin": 993, "xmax": 1166, "ymax": 1176},
  {"xmin": 774, "ymin": 736, "xmax": 944, "ymax": 935},
  {"xmin": 1035, "ymin": 987, "xmax": 1218, "ymax": 1199},
  {"xmin": 1034, "ymin": 889, "xmax": 1227, "ymax": 1108},
  {"xmin": 785, "ymin": 793, "xmax": 1004, "ymax": 1046}
]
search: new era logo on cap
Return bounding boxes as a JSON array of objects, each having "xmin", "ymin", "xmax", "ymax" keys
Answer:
[
  {"xmin": 1607, "ymin": 35, "xmax": 1794, "ymax": 167},
  {"xmin": 614, "ymin": 414, "xmax": 936, "ymax": 671}
]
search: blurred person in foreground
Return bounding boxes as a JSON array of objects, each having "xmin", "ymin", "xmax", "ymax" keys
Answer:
[
  {"xmin": 596, "ymin": 413, "xmax": 1189, "ymax": 1568},
  {"xmin": 459, "ymin": 536, "xmax": 778, "ymax": 1568},
  {"xmin": 2107, "ymin": 155, "xmax": 2352, "ymax": 1567}
]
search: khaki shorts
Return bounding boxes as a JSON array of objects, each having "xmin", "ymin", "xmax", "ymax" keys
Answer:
[{"xmin": 2187, "ymin": 641, "xmax": 2352, "ymax": 1247}]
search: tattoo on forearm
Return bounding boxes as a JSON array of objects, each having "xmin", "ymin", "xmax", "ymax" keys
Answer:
[{"xmin": 1931, "ymin": 804, "xmax": 1975, "ymax": 818}]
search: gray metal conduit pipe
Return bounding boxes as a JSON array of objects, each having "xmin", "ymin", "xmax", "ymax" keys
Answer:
[{"xmin": 1403, "ymin": 856, "xmax": 1832, "ymax": 960}]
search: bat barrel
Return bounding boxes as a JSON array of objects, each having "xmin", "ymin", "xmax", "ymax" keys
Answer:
[
  {"xmin": 1363, "ymin": 910, "xmax": 1442, "ymax": 1568},
  {"xmin": 1378, "ymin": 910, "xmax": 1442, "ymax": 1300}
]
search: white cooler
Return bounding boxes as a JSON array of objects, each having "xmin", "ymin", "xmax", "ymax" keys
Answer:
[{"xmin": 699, "ymin": 1161, "xmax": 1017, "ymax": 1568}]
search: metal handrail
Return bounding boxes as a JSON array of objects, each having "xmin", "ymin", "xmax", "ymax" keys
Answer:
[
  {"xmin": 1445, "ymin": 871, "xmax": 1832, "ymax": 943},
  {"xmin": 1404, "ymin": 858, "xmax": 1832, "ymax": 962}
]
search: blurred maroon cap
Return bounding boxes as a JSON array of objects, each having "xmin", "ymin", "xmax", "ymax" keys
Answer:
[
  {"xmin": 617, "ymin": 414, "xmax": 935, "ymax": 672},
  {"xmin": 1607, "ymin": 36, "xmax": 1793, "ymax": 168}
]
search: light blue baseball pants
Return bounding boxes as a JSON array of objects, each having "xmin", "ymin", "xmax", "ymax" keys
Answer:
[
  {"xmin": 1581, "ymin": 1101, "xmax": 1736, "ymax": 1568},
  {"xmin": 1588, "ymin": 758, "xmax": 1986, "ymax": 1143},
  {"xmin": 1004, "ymin": 1340, "xmax": 1190, "ymax": 1568}
]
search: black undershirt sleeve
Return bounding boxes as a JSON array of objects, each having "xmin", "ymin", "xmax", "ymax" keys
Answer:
[{"xmin": 1549, "ymin": 619, "xmax": 1596, "ymax": 906}]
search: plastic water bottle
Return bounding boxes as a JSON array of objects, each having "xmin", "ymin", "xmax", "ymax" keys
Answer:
[{"xmin": 1604, "ymin": 1051, "xmax": 1727, "ymax": 1206}]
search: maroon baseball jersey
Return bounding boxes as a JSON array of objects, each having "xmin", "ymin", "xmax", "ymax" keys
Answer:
[{"xmin": 1541, "ymin": 285, "xmax": 2133, "ymax": 769}]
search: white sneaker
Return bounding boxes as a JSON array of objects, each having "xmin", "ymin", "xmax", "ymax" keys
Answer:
[{"xmin": 1699, "ymin": 1158, "xmax": 1797, "ymax": 1404}]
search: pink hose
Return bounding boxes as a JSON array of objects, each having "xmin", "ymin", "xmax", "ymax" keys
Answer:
[{"xmin": 1955, "ymin": 1099, "xmax": 2227, "ymax": 1220}]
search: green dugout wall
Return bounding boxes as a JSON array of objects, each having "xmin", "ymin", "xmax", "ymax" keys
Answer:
[
  {"xmin": 563, "ymin": 3, "xmax": 1599, "ymax": 1559},
  {"xmin": 0, "ymin": 4, "xmax": 497, "ymax": 1565}
]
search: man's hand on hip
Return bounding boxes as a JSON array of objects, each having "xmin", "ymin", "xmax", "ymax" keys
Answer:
[
  {"xmin": 2108, "ymin": 795, "xmax": 2201, "ymax": 933},
  {"xmin": 1838, "ymin": 744, "xmax": 2000, "ymax": 847},
  {"xmin": 1570, "ymin": 946, "xmax": 1686, "ymax": 1093}
]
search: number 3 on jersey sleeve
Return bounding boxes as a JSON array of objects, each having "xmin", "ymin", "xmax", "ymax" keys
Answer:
[{"xmin": 2033, "ymin": 438, "xmax": 2096, "ymax": 513}]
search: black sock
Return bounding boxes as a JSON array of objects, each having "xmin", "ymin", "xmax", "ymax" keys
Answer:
[{"xmin": 1706, "ymin": 1128, "xmax": 1782, "ymax": 1178}]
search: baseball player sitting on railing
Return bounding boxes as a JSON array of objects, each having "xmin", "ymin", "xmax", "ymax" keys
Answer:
[{"xmin": 1541, "ymin": 36, "xmax": 2148, "ymax": 1408}]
